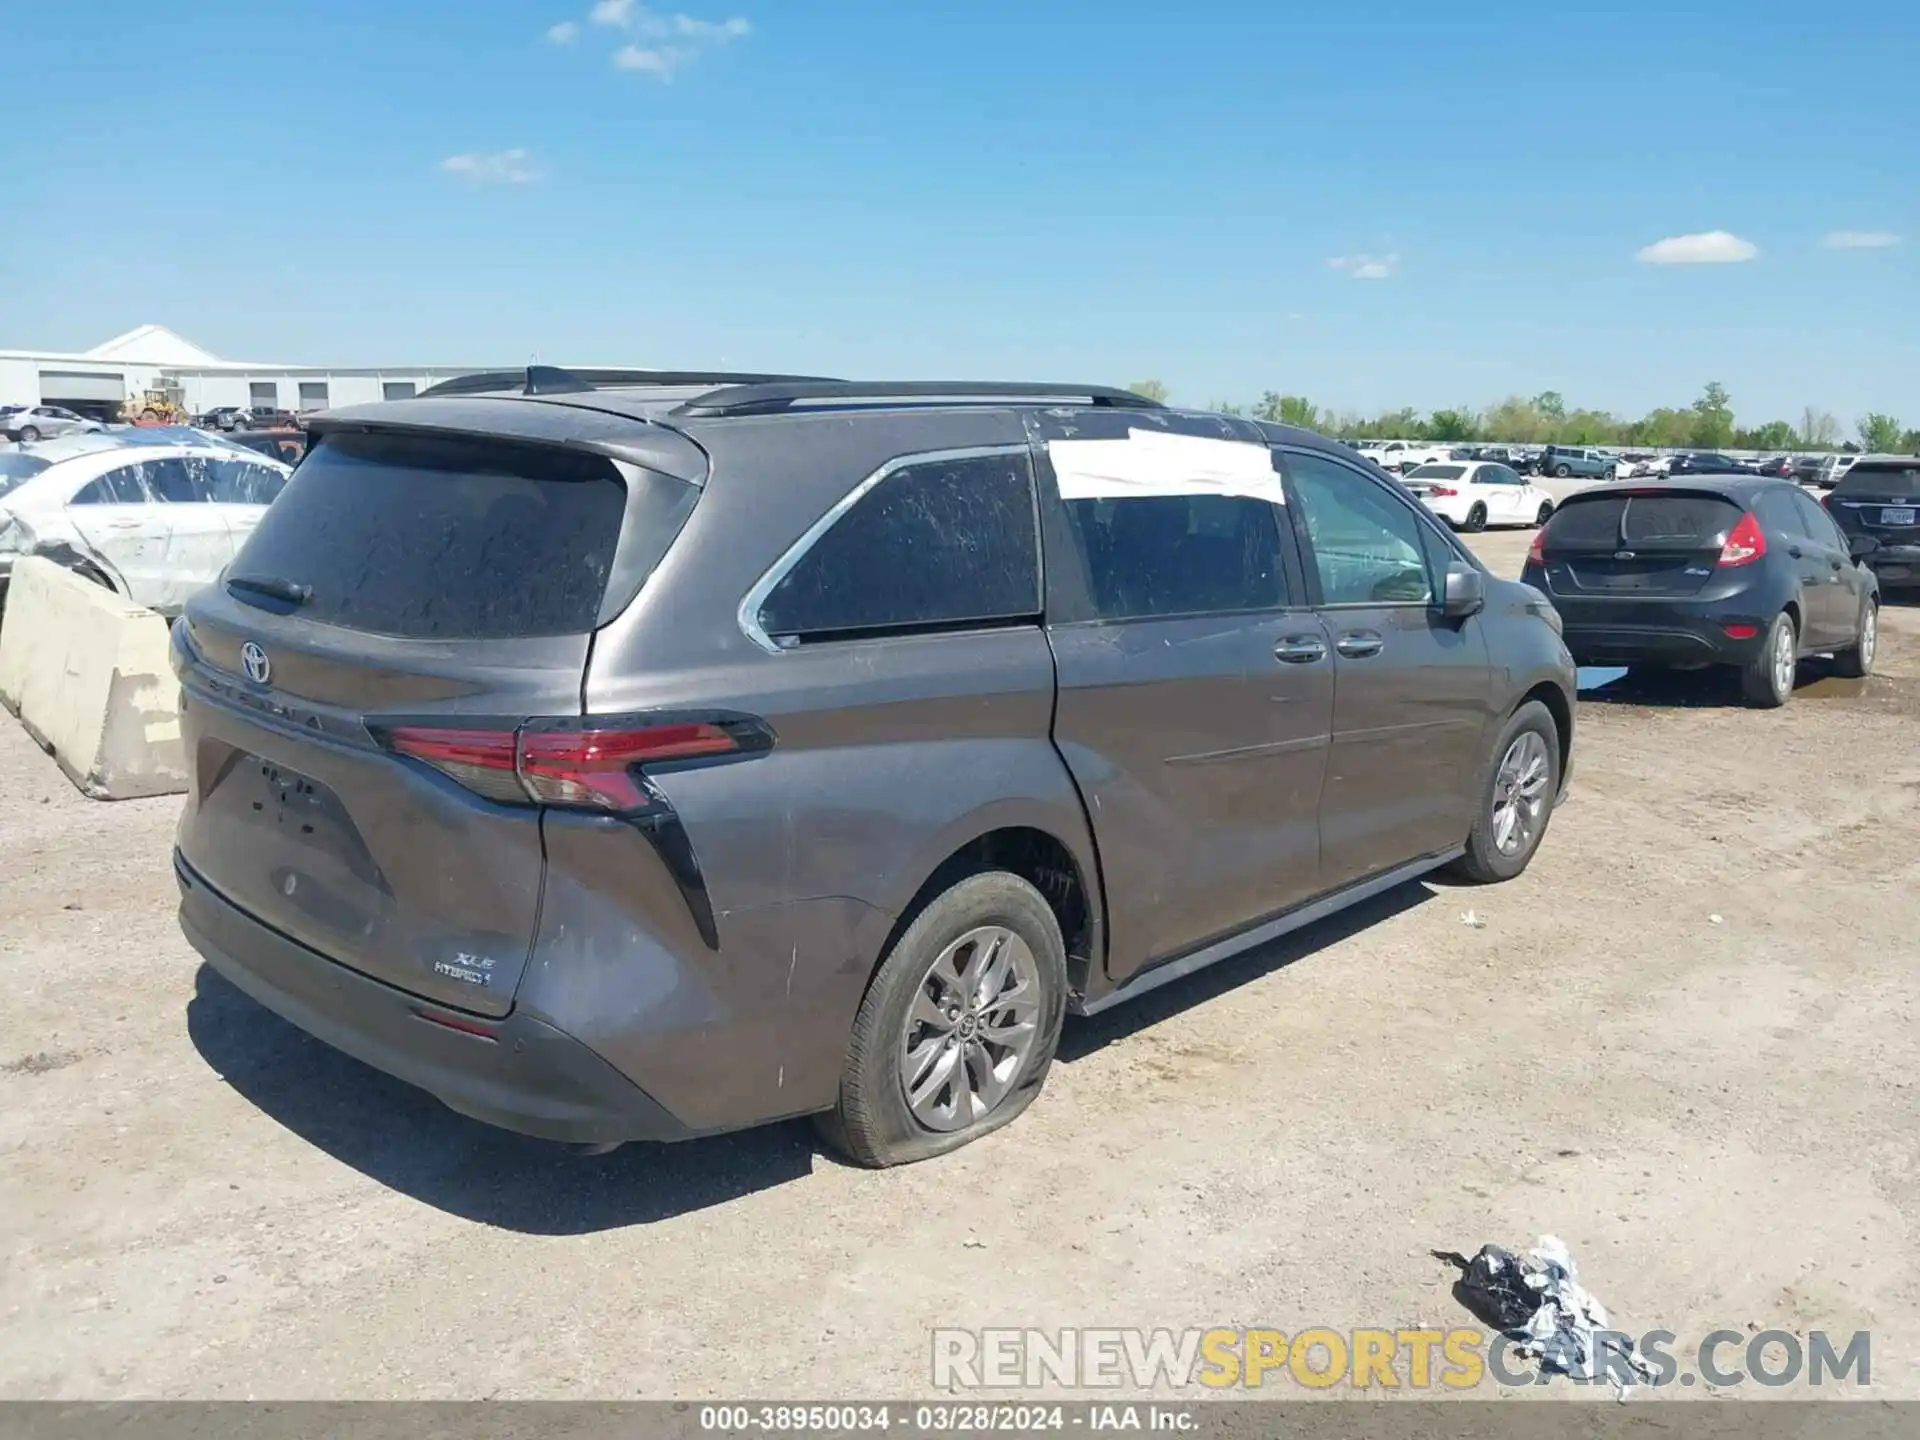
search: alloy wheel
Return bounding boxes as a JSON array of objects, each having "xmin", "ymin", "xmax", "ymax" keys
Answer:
[
  {"xmin": 1491, "ymin": 730, "xmax": 1551, "ymax": 858},
  {"xmin": 1860, "ymin": 607, "xmax": 1877, "ymax": 672},
  {"xmin": 898, "ymin": 925, "xmax": 1042, "ymax": 1132},
  {"xmin": 1772, "ymin": 620, "xmax": 1796, "ymax": 700}
]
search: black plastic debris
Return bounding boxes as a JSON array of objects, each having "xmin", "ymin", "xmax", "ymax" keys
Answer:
[
  {"xmin": 1459, "ymin": 1243, "xmax": 1543, "ymax": 1331},
  {"xmin": 1441, "ymin": 1235, "xmax": 1656, "ymax": 1397}
]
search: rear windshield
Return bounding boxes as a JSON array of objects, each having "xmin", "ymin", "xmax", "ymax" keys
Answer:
[
  {"xmin": 1544, "ymin": 493, "xmax": 1744, "ymax": 550},
  {"xmin": 0, "ymin": 453, "xmax": 51, "ymax": 498},
  {"xmin": 1409, "ymin": 464, "xmax": 1466, "ymax": 480},
  {"xmin": 1832, "ymin": 461, "xmax": 1920, "ymax": 499},
  {"xmin": 230, "ymin": 431, "xmax": 633, "ymax": 639}
]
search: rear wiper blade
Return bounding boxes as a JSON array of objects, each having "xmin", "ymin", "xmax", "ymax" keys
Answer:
[{"xmin": 226, "ymin": 574, "xmax": 312, "ymax": 605}]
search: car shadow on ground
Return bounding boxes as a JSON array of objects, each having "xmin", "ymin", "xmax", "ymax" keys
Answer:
[
  {"xmin": 185, "ymin": 963, "xmax": 821, "ymax": 1235},
  {"xmin": 1057, "ymin": 880, "xmax": 1436, "ymax": 1063},
  {"xmin": 1577, "ymin": 661, "xmax": 1880, "ymax": 711}
]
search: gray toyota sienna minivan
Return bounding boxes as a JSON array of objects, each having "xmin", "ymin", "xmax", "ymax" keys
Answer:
[{"xmin": 172, "ymin": 371, "xmax": 1575, "ymax": 1166}]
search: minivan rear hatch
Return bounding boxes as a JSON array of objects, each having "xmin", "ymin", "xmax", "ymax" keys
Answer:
[
  {"xmin": 173, "ymin": 425, "xmax": 701, "ymax": 1016},
  {"xmin": 1535, "ymin": 489, "xmax": 1746, "ymax": 599}
]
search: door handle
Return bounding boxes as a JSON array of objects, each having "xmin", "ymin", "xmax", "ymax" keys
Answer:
[
  {"xmin": 1788, "ymin": 545, "xmax": 1804, "ymax": 559},
  {"xmin": 1273, "ymin": 635, "xmax": 1327, "ymax": 664},
  {"xmin": 1336, "ymin": 631, "xmax": 1385, "ymax": 659},
  {"xmin": 1829, "ymin": 557, "xmax": 1844, "ymax": 571}
]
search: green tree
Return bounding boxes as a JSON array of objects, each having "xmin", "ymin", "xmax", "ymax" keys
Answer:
[
  {"xmin": 1902, "ymin": 429, "xmax": 1920, "ymax": 454},
  {"xmin": 1483, "ymin": 395, "xmax": 1546, "ymax": 443},
  {"xmin": 1636, "ymin": 407, "xmax": 1694, "ymax": 449},
  {"xmin": 1210, "ymin": 400, "xmax": 1245, "ymax": 416},
  {"xmin": 1426, "ymin": 408, "xmax": 1479, "ymax": 441},
  {"xmin": 1689, "ymin": 382, "xmax": 1735, "ymax": 449},
  {"xmin": 1858, "ymin": 412, "xmax": 1905, "ymax": 451},
  {"xmin": 1742, "ymin": 420, "xmax": 1797, "ymax": 451},
  {"xmin": 1561, "ymin": 409, "xmax": 1619, "ymax": 445},
  {"xmin": 1128, "ymin": 379, "xmax": 1170, "ymax": 404},
  {"xmin": 1533, "ymin": 391, "xmax": 1566, "ymax": 423},
  {"xmin": 1278, "ymin": 396, "xmax": 1322, "ymax": 430}
]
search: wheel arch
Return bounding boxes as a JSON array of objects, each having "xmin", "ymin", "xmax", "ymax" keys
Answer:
[{"xmin": 866, "ymin": 818, "xmax": 1103, "ymax": 1007}]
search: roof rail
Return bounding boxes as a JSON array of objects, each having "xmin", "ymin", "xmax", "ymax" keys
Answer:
[
  {"xmin": 414, "ymin": 366, "xmax": 844, "ymax": 400},
  {"xmin": 672, "ymin": 380, "xmax": 1167, "ymax": 418}
]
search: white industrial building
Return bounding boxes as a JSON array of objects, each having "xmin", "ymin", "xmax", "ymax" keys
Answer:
[{"xmin": 0, "ymin": 325, "xmax": 501, "ymax": 419}]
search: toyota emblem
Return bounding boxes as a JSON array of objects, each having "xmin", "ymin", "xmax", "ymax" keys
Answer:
[{"xmin": 241, "ymin": 642, "xmax": 271, "ymax": 685}]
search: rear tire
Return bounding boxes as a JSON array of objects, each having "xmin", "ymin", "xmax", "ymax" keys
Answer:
[
  {"xmin": 1464, "ymin": 503, "xmax": 1488, "ymax": 533},
  {"xmin": 1740, "ymin": 610, "xmax": 1798, "ymax": 707},
  {"xmin": 817, "ymin": 871, "xmax": 1067, "ymax": 1168},
  {"xmin": 17, "ymin": 426, "xmax": 39, "ymax": 442},
  {"xmin": 1450, "ymin": 700, "xmax": 1561, "ymax": 884},
  {"xmin": 1832, "ymin": 599, "xmax": 1877, "ymax": 679},
  {"xmin": 1554, "ymin": 463, "xmax": 1572, "ymax": 478}
]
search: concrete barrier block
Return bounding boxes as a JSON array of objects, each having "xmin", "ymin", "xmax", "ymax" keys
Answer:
[{"xmin": 0, "ymin": 557, "xmax": 187, "ymax": 800}]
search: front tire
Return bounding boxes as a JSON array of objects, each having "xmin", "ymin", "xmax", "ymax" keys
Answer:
[
  {"xmin": 1535, "ymin": 501, "xmax": 1554, "ymax": 526},
  {"xmin": 1554, "ymin": 463, "xmax": 1572, "ymax": 478},
  {"xmin": 1450, "ymin": 700, "xmax": 1560, "ymax": 884},
  {"xmin": 818, "ymin": 871, "xmax": 1067, "ymax": 1168},
  {"xmin": 1463, "ymin": 502, "xmax": 1488, "ymax": 533},
  {"xmin": 1740, "ymin": 610, "xmax": 1798, "ymax": 707},
  {"xmin": 1832, "ymin": 599, "xmax": 1877, "ymax": 679}
]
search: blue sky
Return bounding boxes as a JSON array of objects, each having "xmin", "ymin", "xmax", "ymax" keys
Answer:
[{"xmin": 5, "ymin": 0, "xmax": 1915, "ymax": 427}]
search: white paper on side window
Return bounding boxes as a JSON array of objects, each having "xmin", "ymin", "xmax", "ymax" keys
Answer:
[{"xmin": 1047, "ymin": 429, "xmax": 1286, "ymax": 504}]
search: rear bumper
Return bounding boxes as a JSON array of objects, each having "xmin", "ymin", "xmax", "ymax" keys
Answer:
[
  {"xmin": 1864, "ymin": 545, "xmax": 1920, "ymax": 583},
  {"xmin": 1560, "ymin": 620, "xmax": 1759, "ymax": 668},
  {"xmin": 175, "ymin": 850, "xmax": 693, "ymax": 1146}
]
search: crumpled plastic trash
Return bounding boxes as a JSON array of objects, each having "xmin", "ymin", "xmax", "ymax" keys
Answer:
[{"xmin": 1456, "ymin": 1236, "xmax": 1654, "ymax": 1397}]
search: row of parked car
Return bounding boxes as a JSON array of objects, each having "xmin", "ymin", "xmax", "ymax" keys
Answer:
[{"xmin": 1350, "ymin": 438, "xmax": 1869, "ymax": 488}]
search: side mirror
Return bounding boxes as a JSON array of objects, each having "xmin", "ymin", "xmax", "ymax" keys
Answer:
[
  {"xmin": 1849, "ymin": 534, "xmax": 1879, "ymax": 560},
  {"xmin": 1441, "ymin": 561, "xmax": 1486, "ymax": 620}
]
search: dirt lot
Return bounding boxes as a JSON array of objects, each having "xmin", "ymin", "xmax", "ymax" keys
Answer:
[{"xmin": 3, "ymin": 527, "xmax": 1918, "ymax": 1400}]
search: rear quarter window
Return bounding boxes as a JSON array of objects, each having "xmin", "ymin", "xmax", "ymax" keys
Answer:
[{"xmin": 756, "ymin": 450, "xmax": 1041, "ymax": 644}]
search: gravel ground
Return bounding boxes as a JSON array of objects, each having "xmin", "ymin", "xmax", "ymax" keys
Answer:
[{"xmin": 2, "ymin": 527, "xmax": 1916, "ymax": 1401}]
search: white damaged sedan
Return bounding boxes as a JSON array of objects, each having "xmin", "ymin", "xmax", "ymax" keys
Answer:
[
  {"xmin": 0, "ymin": 430, "xmax": 291, "ymax": 615},
  {"xmin": 1401, "ymin": 459, "xmax": 1557, "ymax": 532}
]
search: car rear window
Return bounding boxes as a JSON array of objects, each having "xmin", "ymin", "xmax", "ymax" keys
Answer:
[
  {"xmin": 1832, "ymin": 461, "xmax": 1920, "ymax": 499},
  {"xmin": 1409, "ymin": 464, "xmax": 1466, "ymax": 480},
  {"xmin": 0, "ymin": 453, "xmax": 50, "ymax": 498},
  {"xmin": 1544, "ymin": 493, "xmax": 1744, "ymax": 550},
  {"xmin": 230, "ymin": 431, "xmax": 635, "ymax": 639}
]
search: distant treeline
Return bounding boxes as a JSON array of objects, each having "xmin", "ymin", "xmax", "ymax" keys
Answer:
[{"xmin": 1122, "ymin": 380, "xmax": 1917, "ymax": 454}]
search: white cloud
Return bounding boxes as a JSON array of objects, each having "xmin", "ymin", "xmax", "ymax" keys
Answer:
[
  {"xmin": 440, "ymin": 148, "xmax": 541, "ymax": 185},
  {"xmin": 1635, "ymin": 230, "xmax": 1758, "ymax": 265},
  {"xmin": 547, "ymin": 19, "xmax": 580, "ymax": 42},
  {"xmin": 614, "ymin": 43, "xmax": 684, "ymax": 75},
  {"xmin": 1823, "ymin": 230, "xmax": 1900, "ymax": 249},
  {"xmin": 1328, "ymin": 253, "xmax": 1399, "ymax": 280},
  {"xmin": 573, "ymin": 3, "xmax": 750, "ymax": 76}
]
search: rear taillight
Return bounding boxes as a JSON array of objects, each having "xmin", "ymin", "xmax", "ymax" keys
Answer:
[
  {"xmin": 378, "ymin": 715, "xmax": 772, "ymax": 812},
  {"xmin": 1717, "ymin": 511, "xmax": 1767, "ymax": 567},
  {"xmin": 1429, "ymin": 485, "xmax": 1458, "ymax": 497},
  {"xmin": 1526, "ymin": 529, "xmax": 1546, "ymax": 567}
]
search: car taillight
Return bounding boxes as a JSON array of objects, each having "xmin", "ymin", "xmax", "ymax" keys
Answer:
[
  {"xmin": 1428, "ymin": 485, "xmax": 1457, "ymax": 497},
  {"xmin": 1526, "ymin": 529, "xmax": 1546, "ymax": 567},
  {"xmin": 378, "ymin": 715, "xmax": 773, "ymax": 812},
  {"xmin": 1717, "ymin": 511, "xmax": 1767, "ymax": 567}
]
